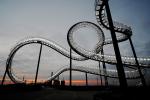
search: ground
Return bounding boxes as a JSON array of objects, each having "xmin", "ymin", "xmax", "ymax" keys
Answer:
[{"xmin": 0, "ymin": 84, "xmax": 149, "ymax": 100}]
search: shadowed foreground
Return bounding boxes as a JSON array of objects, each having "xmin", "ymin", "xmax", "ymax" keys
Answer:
[
  {"xmin": 0, "ymin": 84, "xmax": 149, "ymax": 100},
  {"xmin": 1, "ymin": 85, "xmax": 96, "ymax": 100}
]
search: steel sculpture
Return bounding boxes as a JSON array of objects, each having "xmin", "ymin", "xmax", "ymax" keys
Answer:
[{"xmin": 2, "ymin": 0, "xmax": 150, "ymax": 86}]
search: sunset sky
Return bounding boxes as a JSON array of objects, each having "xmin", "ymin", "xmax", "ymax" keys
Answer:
[{"xmin": 0, "ymin": 0, "xmax": 150, "ymax": 85}]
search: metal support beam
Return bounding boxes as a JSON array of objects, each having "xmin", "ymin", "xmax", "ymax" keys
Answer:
[
  {"xmin": 69, "ymin": 48, "xmax": 72, "ymax": 86},
  {"xmin": 85, "ymin": 72, "xmax": 88, "ymax": 86},
  {"xmin": 128, "ymin": 37, "xmax": 146, "ymax": 86},
  {"xmin": 35, "ymin": 43, "xmax": 43, "ymax": 85},
  {"xmin": 98, "ymin": 61, "xmax": 103, "ymax": 86},
  {"xmin": 101, "ymin": 48, "xmax": 108, "ymax": 86},
  {"xmin": 1, "ymin": 66, "xmax": 8, "ymax": 85},
  {"xmin": 103, "ymin": 0, "xmax": 127, "ymax": 88},
  {"xmin": 97, "ymin": 77, "xmax": 99, "ymax": 85}
]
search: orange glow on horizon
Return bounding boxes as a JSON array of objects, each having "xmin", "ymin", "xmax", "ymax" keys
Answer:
[
  {"xmin": 1, "ymin": 78, "xmax": 104, "ymax": 86},
  {"xmin": 65, "ymin": 80, "xmax": 103, "ymax": 86}
]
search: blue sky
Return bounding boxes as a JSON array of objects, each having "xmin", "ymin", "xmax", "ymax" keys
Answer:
[{"xmin": 0, "ymin": 0, "xmax": 150, "ymax": 83}]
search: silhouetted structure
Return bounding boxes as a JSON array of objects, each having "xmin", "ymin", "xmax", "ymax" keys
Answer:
[
  {"xmin": 1, "ymin": 0, "xmax": 150, "ymax": 88},
  {"xmin": 128, "ymin": 37, "xmax": 146, "ymax": 86},
  {"xmin": 53, "ymin": 80, "xmax": 60, "ymax": 86},
  {"xmin": 98, "ymin": 61, "xmax": 103, "ymax": 86},
  {"xmin": 60, "ymin": 80, "xmax": 65, "ymax": 86},
  {"xmin": 69, "ymin": 48, "xmax": 72, "ymax": 86},
  {"xmin": 103, "ymin": 0, "xmax": 127, "ymax": 88},
  {"xmin": 35, "ymin": 43, "xmax": 43, "ymax": 85},
  {"xmin": 101, "ymin": 48, "xmax": 108, "ymax": 86},
  {"xmin": 85, "ymin": 72, "xmax": 88, "ymax": 86}
]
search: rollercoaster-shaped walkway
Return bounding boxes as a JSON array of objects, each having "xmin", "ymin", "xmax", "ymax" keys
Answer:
[{"xmin": 2, "ymin": 0, "xmax": 150, "ymax": 85}]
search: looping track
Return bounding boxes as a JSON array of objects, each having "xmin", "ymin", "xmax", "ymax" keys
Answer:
[{"xmin": 6, "ymin": 0, "xmax": 150, "ymax": 84}]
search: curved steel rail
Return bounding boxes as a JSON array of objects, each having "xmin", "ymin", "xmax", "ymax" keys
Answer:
[
  {"xmin": 6, "ymin": 36, "xmax": 147, "ymax": 83},
  {"xmin": 47, "ymin": 65, "xmax": 143, "ymax": 81},
  {"xmin": 5, "ymin": 0, "xmax": 150, "ymax": 84},
  {"xmin": 67, "ymin": 22, "xmax": 150, "ymax": 67}
]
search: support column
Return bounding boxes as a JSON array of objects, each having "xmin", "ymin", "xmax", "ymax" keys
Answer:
[
  {"xmin": 98, "ymin": 62, "xmax": 103, "ymax": 86},
  {"xmin": 35, "ymin": 43, "xmax": 43, "ymax": 85},
  {"xmin": 103, "ymin": 0, "xmax": 127, "ymax": 88},
  {"xmin": 85, "ymin": 72, "xmax": 88, "ymax": 86},
  {"xmin": 101, "ymin": 48, "xmax": 108, "ymax": 86},
  {"xmin": 128, "ymin": 37, "xmax": 146, "ymax": 86},
  {"xmin": 1, "ymin": 66, "xmax": 8, "ymax": 85},
  {"xmin": 69, "ymin": 48, "xmax": 72, "ymax": 86}
]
